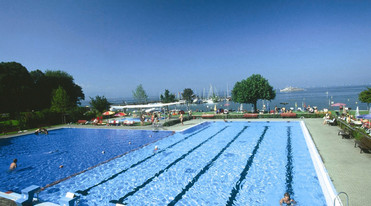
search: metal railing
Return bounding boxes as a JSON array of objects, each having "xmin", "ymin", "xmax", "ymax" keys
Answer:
[{"xmin": 334, "ymin": 192, "xmax": 349, "ymax": 206}]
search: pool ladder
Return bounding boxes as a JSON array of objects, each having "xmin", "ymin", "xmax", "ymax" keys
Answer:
[{"xmin": 334, "ymin": 192, "xmax": 349, "ymax": 206}]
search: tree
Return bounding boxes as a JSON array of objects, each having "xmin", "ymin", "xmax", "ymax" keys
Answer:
[
  {"xmin": 359, "ymin": 87, "xmax": 371, "ymax": 110},
  {"xmin": 0, "ymin": 62, "xmax": 34, "ymax": 113},
  {"xmin": 232, "ymin": 74, "xmax": 276, "ymax": 112},
  {"xmin": 30, "ymin": 70, "xmax": 84, "ymax": 110},
  {"xmin": 50, "ymin": 86, "xmax": 71, "ymax": 114},
  {"xmin": 90, "ymin": 95, "xmax": 111, "ymax": 113},
  {"xmin": 50, "ymin": 86, "xmax": 72, "ymax": 124},
  {"xmin": 160, "ymin": 89, "xmax": 176, "ymax": 103},
  {"xmin": 132, "ymin": 84, "xmax": 148, "ymax": 104},
  {"xmin": 182, "ymin": 88, "xmax": 194, "ymax": 111}
]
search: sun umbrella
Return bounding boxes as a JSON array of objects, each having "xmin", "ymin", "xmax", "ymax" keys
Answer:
[
  {"xmin": 331, "ymin": 103, "xmax": 346, "ymax": 107},
  {"xmin": 114, "ymin": 112, "xmax": 126, "ymax": 117},
  {"xmin": 102, "ymin": 111, "xmax": 115, "ymax": 115},
  {"xmin": 357, "ymin": 114, "xmax": 371, "ymax": 119},
  {"xmin": 355, "ymin": 106, "xmax": 360, "ymax": 117}
]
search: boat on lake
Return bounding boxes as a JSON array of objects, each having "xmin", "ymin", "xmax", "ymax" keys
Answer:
[{"xmin": 280, "ymin": 86, "xmax": 305, "ymax": 92}]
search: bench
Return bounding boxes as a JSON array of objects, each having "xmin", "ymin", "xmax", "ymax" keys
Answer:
[
  {"xmin": 354, "ymin": 137, "xmax": 371, "ymax": 153},
  {"xmin": 338, "ymin": 130, "xmax": 351, "ymax": 139},
  {"xmin": 77, "ymin": 120, "xmax": 87, "ymax": 124},
  {"xmin": 243, "ymin": 113, "xmax": 258, "ymax": 118}
]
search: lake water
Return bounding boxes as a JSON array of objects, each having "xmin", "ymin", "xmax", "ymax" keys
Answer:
[{"xmin": 88, "ymin": 85, "xmax": 370, "ymax": 112}]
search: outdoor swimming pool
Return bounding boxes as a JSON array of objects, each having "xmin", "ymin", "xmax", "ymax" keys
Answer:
[{"xmin": 1, "ymin": 121, "xmax": 337, "ymax": 205}]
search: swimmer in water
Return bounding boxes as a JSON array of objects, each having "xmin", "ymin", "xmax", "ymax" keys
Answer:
[
  {"xmin": 128, "ymin": 141, "xmax": 131, "ymax": 144},
  {"xmin": 102, "ymin": 151, "xmax": 105, "ymax": 154},
  {"xmin": 59, "ymin": 165, "xmax": 64, "ymax": 169},
  {"xmin": 280, "ymin": 192, "xmax": 296, "ymax": 206},
  {"xmin": 153, "ymin": 146, "xmax": 159, "ymax": 153},
  {"xmin": 9, "ymin": 159, "xmax": 17, "ymax": 170}
]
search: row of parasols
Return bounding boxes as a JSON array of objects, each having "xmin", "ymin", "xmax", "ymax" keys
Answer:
[
  {"xmin": 331, "ymin": 103, "xmax": 371, "ymax": 120},
  {"xmin": 102, "ymin": 111, "xmax": 127, "ymax": 117}
]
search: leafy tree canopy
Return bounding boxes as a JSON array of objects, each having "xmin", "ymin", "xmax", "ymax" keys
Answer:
[
  {"xmin": 0, "ymin": 62, "xmax": 85, "ymax": 113},
  {"xmin": 232, "ymin": 74, "xmax": 276, "ymax": 112},
  {"xmin": 0, "ymin": 62, "xmax": 34, "ymax": 113},
  {"xmin": 30, "ymin": 69, "xmax": 45, "ymax": 84},
  {"xmin": 160, "ymin": 89, "xmax": 176, "ymax": 103},
  {"xmin": 90, "ymin": 95, "xmax": 111, "ymax": 113},
  {"xmin": 359, "ymin": 87, "xmax": 371, "ymax": 109},
  {"xmin": 182, "ymin": 88, "xmax": 194, "ymax": 103},
  {"xmin": 43, "ymin": 70, "xmax": 84, "ymax": 106},
  {"xmin": 132, "ymin": 84, "xmax": 148, "ymax": 104}
]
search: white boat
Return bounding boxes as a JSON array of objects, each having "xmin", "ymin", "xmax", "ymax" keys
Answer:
[{"xmin": 280, "ymin": 86, "xmax": 304, "ymax": 92}]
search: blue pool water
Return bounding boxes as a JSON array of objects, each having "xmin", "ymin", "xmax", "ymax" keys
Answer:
[
  {"xmin": 27, "ymin": 121, "xmax": 327, "ymax": 205},
  {"xmin": 0, "ymin": 128, "xmax": 173, "ymax": 193}
]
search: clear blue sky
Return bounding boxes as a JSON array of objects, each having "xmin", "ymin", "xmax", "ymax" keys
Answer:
[{"xmin": 1, "ymin": 0, "xmax": 370, "ymax": 99}]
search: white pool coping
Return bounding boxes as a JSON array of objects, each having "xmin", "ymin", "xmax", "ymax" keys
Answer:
[{"xmin": 300, "ymin": 121, "xmax": 342, "ymax": 206}]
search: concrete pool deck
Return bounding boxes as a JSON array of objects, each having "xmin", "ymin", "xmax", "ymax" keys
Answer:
[{"xmin": 2, "ymin": 118, "xmax": 370, "ymax": 205}]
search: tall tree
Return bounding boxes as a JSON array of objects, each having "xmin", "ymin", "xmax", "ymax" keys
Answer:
[
  {"xmin": 132, "ymin": 84, "xmax": 148, "ymax": 104},
  {"xmin": 90, "ymin": 95, "xmax": 111, "ymax": 113},
  {"xmin": 50, "ymin": 86, "xmax": 71, "ymax": 114},
  {"xmin": 182, "ymin": 88, "xmax": 194, "ymax": 111},
  {"xmin": 0, "ymin": 62, "xmax": 34, "ymax": 113},
  {"xmin": 232, "ymin": 74, "xmax": 276, "ymax": 112},
  {"xmin": 160, "ymin": 89, "xmax": 176, "ymax": 103},
  {"xmin": 161, "ymin": 89, "xmax": 176, "ymax": 114},
  {"xmin": 359, "ymin": 87, "xmax": 371, "ymax": 110}
]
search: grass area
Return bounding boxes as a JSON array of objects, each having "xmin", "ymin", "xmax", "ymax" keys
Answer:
[{"xmin": 0, "ymin": 119, "xmax": 19, "ymax": 126}]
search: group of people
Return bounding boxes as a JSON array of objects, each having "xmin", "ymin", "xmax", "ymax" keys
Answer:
[
  {"xmin": 140, "ymin": 112, "xmax": 161, "ymax": 126},
  {"xmin": 139, "ymin": 111, "xmax": 189, "ymax": 126},
  {"xmin": 34, "ymin": 128, "xmax": 48, "ymax": 135}
]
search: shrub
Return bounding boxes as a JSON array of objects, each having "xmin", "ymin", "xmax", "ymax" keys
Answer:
[{"xmin": 163, "ymin": 116, "xmax": 192, "ymax": 127}]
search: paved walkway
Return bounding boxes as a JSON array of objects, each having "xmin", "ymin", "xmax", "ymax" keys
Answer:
[
  {"xmin": 304, "ymin": 118, "xmax": 371, "ymax": 205},
  {"xmin": 2, "ymin": 118, "xmax": 370, "ymax": 205}
]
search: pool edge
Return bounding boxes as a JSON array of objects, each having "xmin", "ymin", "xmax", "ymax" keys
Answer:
[{"xmin": 300, "ymin": 121, "xmax": 342, "ymax": 206}]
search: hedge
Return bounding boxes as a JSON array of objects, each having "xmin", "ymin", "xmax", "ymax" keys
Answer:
[
  {"xmin": 337, "ymin": 118, "xmax": 369, "ymax": 140},
  {"xmin": 162, "ymin": 116, "xmax": 193, "ymax": 127},
  {"xmin": 193, "ymin": 113, "xmax": 325, "ymax": 119}
]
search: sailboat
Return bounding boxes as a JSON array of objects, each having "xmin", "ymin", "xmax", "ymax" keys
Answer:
[{"xmin": 204, "ymin": 85, "xmax": 215, "ymax": 104}]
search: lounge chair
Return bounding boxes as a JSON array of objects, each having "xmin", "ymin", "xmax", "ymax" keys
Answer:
[
  {"xmin": 326, "ymin": 118, "xmax": 337, "ymax": 126},
  {"xmin": 77, "ymin": 120, "xmax": 87, "ymax": 125},
  {"xmin": 123, "ymin": 120, "xmax": 134, "ymax": 126},
  {"xmin": 350, "ymin": 119, "xmax": 362, "ymax": 127}
]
